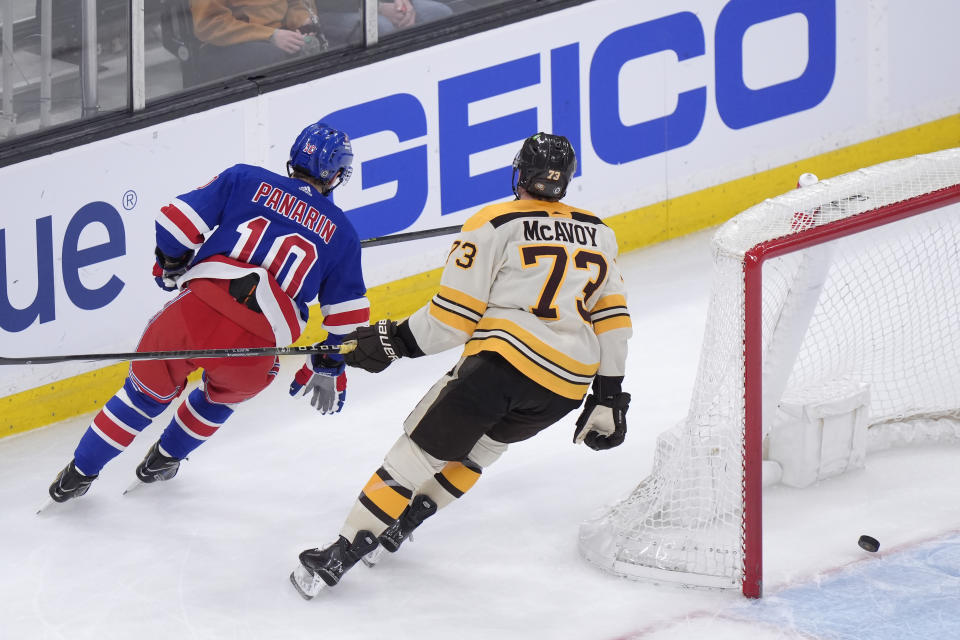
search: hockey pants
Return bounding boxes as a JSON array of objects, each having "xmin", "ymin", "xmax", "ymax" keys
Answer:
[
  {"xmin": 339, "ymin": 352, "xmax": 580, "ymax": 541},
  {"xmin": 72, "ymin": 287, "xmax": 279, "ymax": 476}
]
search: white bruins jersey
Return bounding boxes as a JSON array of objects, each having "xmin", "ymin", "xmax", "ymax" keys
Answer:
[{"xmin": 407, "ymin": 198, "xmax": 632, "ymax": 399}]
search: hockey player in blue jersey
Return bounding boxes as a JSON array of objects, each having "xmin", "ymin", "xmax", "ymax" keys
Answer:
[{"xmin": 47, "ymin": 121, "xmax": 371, "ymax": 504}]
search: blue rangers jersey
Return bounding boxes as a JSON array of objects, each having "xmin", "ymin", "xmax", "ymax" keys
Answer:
[{"xmin": 155, "ymin": 163, "xmax": 370, "ymax": 346}]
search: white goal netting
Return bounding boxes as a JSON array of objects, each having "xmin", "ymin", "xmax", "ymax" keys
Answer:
[{"xmin": 579, "ymin": 148, "xmax": 960, "ymax": 595}]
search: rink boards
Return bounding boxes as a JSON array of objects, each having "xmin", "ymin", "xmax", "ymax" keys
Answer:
[{"xmin": 1, "ymin": 0, "xmax": 960, "ymax": 435}]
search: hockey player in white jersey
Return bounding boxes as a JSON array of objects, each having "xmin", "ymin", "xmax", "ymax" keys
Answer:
[{"xmin": 290, "ymin": 133, "xmax": 632, "ymax": 599}]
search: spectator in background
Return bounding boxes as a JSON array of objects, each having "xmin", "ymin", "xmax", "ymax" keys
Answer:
[
  {"xmin": 320, "ymin": 0, "xmax": 453, "ymax": 46},
  {"xmin": 191, "ymin": 0, "xmax": 329, "ymax": 83}
]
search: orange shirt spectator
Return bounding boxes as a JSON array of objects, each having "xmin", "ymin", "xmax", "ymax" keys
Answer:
[
  {"xmin": 190, "ymin": 0, "xmax": 326, "ymax": 83},
  {"xmin": 191, "ymin": 0, "xmax": 315, "ymax": 46}
]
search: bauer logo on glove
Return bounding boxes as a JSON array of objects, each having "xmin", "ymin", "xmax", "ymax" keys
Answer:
[
  {"xmin": 378, "ymin": 320, "xmax": 402, "ymax": 362},
  {"xmin": 342, "ymin": 319, "xmax": 422, "ymax": 374}
]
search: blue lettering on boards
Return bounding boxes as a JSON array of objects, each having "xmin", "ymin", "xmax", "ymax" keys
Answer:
[
  {"xmin": 324, "ymin": 94, "xmax": 429, "ymax": 240},
  {"xmin": 62, "ymin": 201, "xmax": 126, "ymax": 311},
  {"xmin": 438, "ymin": 54, "xmax": 540, "ymax": 215},
  {"xmin": 0, "ymin": 216, "xmax": 55, "ymax": 332},
  {"xmin": 715, "ymin": 0, "xmax": 836, "ymax": 129},
  {"xmin": 590, "ymin": 12, "xmax": 707, "ymax": 165}
]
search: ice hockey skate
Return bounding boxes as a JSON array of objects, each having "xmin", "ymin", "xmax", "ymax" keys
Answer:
[
  {"xmin": 44, "ymin": 460, "xmax": 98, "ymax": 509},
  {"xmin": 290, "ymin": 531, "xmax": 379, "ymax": 600},
  {"xmin": 123, "ymin": 442, "xmax": 182, "ymax": 495},
  {"xmin": 135, "ymin": 441, "xmax": 181, "ymax": 483},
  {"xmin": 362, "ymin": 494, "xmax": 437, "ymax": 568}
]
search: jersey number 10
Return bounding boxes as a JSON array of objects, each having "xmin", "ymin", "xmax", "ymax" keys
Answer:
[{"xmin": 232, "ymin": 216, "xmax": 318, "ymax": 298}]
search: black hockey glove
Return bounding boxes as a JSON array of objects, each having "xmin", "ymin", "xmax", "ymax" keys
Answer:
[
  {"xmin": 573, "ymin": 376, "xmax": 630, "ymax": 451},
  {"xmin": 152, "ymin": 247, "xmax": 193, "ymax": 291},
  {"xmin": 343, "ymin": 319, "xmax": 422, "ymax": 374}
]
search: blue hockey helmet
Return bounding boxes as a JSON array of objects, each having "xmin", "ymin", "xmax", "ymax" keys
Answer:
[
  {"xmin": 288, "ymin": 122, "xmax": 354, "ymax": 192},
  {"xmin": 512, "ymin": 133, "xmax": 576, "ymax": 201}
]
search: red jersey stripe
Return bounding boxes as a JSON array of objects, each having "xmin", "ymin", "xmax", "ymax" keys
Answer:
[
  {"xmin": 93, "ymin": 412, "xmax": 137, "ymax": 448},
  {"xmin": 161, "ymin": 204, "xmax": 205, "ymax": 245},
  {"xmin": 176, "ymin": 402, "xmax": 220, "ymax": 439},
  {"xmin": 323, "ymin": 307, "xmax": 371, "ymax": 332}
]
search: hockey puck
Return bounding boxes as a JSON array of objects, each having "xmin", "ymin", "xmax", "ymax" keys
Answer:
[{"xmin": 858, "ymin": 535, "xmax": 880, "ymax": 553}]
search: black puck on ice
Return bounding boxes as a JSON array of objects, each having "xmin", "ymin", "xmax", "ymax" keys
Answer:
[{"xmin": 858, "ymin": 535, "xmax": 880, "ymax": 553}]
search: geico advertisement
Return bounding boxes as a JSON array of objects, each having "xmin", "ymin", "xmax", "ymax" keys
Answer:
[
  {"xmin": 2, "ymin": 0, "xmax": 958, "ymax": 395},
  {"xmin": 285, "ymin": 0, "xmax": 847, "ymax": 237}
]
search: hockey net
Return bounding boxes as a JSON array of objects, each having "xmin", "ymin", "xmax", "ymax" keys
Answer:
[{"xmin": 578, "ymin": 148, "xmax": 960, "ymax": 597}]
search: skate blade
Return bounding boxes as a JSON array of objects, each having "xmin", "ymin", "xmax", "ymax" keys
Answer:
[
  {"xmin": 290, "ymin": 564, "xmax": 326, "ymax": 600},
  {"xmin": 36, "ymin": 498, "xmax": 57, "ymax": 515},
  {"xmin": 361, "ymin": 546, "xmax": 384, "ymax": 568},
  {"xmin": 122, "ymin": 479, "xmax": 146, "ymax": 496}
]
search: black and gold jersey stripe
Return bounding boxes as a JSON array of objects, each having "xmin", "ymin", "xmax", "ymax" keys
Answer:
[
  {"xmin": 463, "ymin": 317, "xmax": 598, "ymax": 399},
  {"xmin": 462, "ymin": 200, "xmax": 605, "ymax": 232},
  {"xmin": 428, "ymin": 285, "xmax": 487, "ymax": 335},
  {"xmin": 590, "ymin": 293, "xmax": 632, "ymax": 335}
]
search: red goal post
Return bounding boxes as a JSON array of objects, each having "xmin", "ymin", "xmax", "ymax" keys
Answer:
[{"xmin": 579, "ymin": 148, "xmax": 960, "ymax": 598}]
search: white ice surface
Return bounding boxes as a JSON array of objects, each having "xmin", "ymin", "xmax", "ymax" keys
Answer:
[{"xmin": 1, "ymin": 230, "xmax": 958, "ymax": 640}]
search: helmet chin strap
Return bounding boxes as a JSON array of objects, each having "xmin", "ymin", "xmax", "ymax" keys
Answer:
[
  {"xmin": 286, "ymin": 162, "xmax": 345, "ymax": 195},
  {"xmin": 511, "ymin": 167, "xmax": 521, "ymax": 200},
  {"xmin": 321, "ymin": 170, "xmax": 345, "ymax": 195}
]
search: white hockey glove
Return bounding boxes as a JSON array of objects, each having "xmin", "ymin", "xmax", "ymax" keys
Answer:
[
  {"xmin": 289, "ymin": 352, "xmax": 347, "ymax": 415},
  {"xmin": 573, "ymin": 376, "xmax": 630, "ymax": 451}
]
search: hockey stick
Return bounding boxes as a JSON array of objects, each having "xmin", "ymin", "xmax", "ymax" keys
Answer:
[
  {"xmin": 360, "ymin": 224, "xmax": 461, "ymax": 247},
  {"xmin": 14, "ymin": 227, "xmax": 462, "ymax": 366},
  {"xmin": 0, "ymin": 341, "xmax": 356, "ymax": 366}
]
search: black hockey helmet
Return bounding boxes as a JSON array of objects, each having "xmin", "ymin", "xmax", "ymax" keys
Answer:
[{"xmin": 511, "ymin": 133, "xmax": 577, "ymax": 201}]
